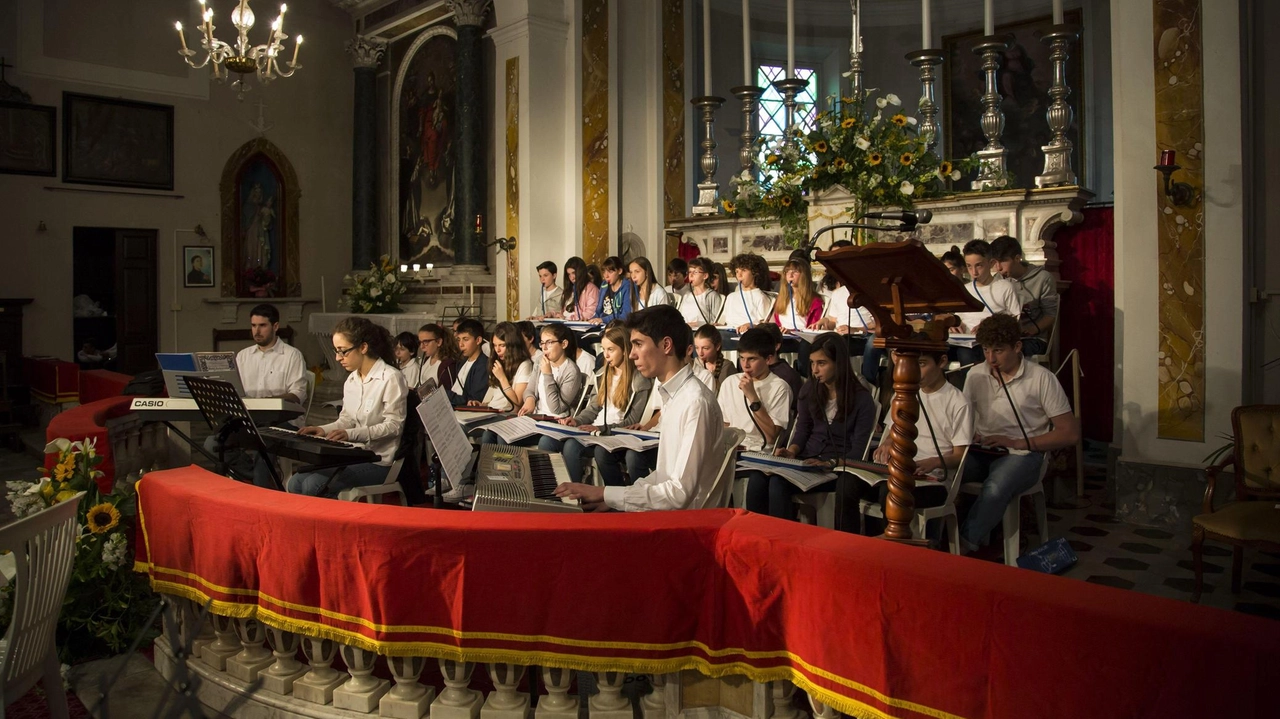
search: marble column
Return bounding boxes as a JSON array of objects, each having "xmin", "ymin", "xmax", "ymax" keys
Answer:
[
  {"xmin": 448, "ymin": 0, "xmax": 493, "ymax": 267},
  {"xmin": 347, "ymin": 36, "xmax": 387, "ymax": 271}
]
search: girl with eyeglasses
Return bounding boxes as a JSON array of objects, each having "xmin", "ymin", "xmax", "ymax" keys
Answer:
[
  {"xmin": 416, "ymin": 323, "xmax": 458, "ymax": 392},
  {"xmin": 677, "ymin": 257, "xmax": 725, "ymax": 327}
]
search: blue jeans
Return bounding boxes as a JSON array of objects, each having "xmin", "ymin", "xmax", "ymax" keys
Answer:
[
  {"xmin": 960, "ymin": 450, "xmax": 1045, "ymax": 546},
  {"xmin": 1021, "ymin": 336, "xmax": 1048, "ymax": 357},
  {"xmin": 861, "ymin": 346, "xmax": 885, "ymax": 386},
  {"xmin": 744, "ymin": 469, "xmax": 808, "ymax": 520},
  {"xmin": 203, "ymin": 434, "xmax": 276, "ymax": 489},
  {"xmin": 287, "ymin": 462, "xmax": 391, "ymax": 497},
  {"xmin": 538, "ymin": 437, "xmax": 591, "ymax": 484}
]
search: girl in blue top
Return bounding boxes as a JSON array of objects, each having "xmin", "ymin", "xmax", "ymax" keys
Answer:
[{"xmin": 590, "ymin": 256, "xmax": 635, "ymax": 325}]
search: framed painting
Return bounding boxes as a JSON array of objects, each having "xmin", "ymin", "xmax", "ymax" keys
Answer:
[
  {"xmin": 63, "ymin": 92, "xmax": 174, "ymax": 190},
  {"xmin": 219, "ymin": 137, "xmax": 301, "ymax": 298},
  {"xmin": 393, "ymin": 26, "xmax": 459, "ymax": 266},
  {"xmin": 943, "ymin": 9, "xmax": 1084, "ymax": 189},
  {"xmin": 0, "ymin": 102, "xmax": 56, "ymax": 176},
  {"xmin": 183, "ymin": 246, "xmax": 214, "ymax": 288}
]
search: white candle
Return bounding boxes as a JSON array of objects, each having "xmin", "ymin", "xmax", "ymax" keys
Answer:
[
  {"xmin": 1052, "ymin": 0, "xmax": 1064, "ymax": 25},
  {"xmin": 400, "ymin": 264, "xmax": 409, "ymax": 273},
  {"xmin": 742, "ymin": 0, "xmax": 751, "ymax": 86},
  {"xmin": 921, "ymin": 0, "xmax": 932, "ymax": 48},
  {"xmin": 851, "ymin": 0, "xmax": 860, "ymax": 55},
  {"xmin": 412, "ymin": 263, "xmax": 421, "ymax": 272},
  {"xmin": 984, "ymin": 0, "xmax": 994, "ymax": 36},
  {"xmin": 703, "ymin": 0, "xmax": 712, "ymax": 95},
  {"xmin": 175, "ymin": 22, "xmax": 189, "ymax": 52},
  {"xmin": 291, "ymin": 35, "xmax": 302, "ymax": 65},
  {"xmin": 469, "ymin": 283, "xmax": 474, "ymax": 305},
  {"xmin": 786, "ymin": 0, "xmax": 795, "ymax": 77}
]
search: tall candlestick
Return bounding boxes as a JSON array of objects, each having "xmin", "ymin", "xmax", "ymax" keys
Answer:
[
  {"xmin": 1052, "ymin": 0, "xmax": 1064, "ymax": 25},
  {"xmin": 291, "ymin": 35, "xmax": 301, "ymax": 65},
  {"xmin": 786, "ymin": 0, "xmax": 795, "ymax": 77},
  {"xmin": 703, "ymin": 0, "xmax": 712, "ymax": 94},
  {"xmin": 742, "ymin": 0, "xmax": 752, "ymax": 86},
  {"xmin": 984, "ymin": 0, "xmax": 994, "ymax": 36},
  {"xmin": 175, "ymin": 22, "xmax": 189, "ymax": 53},
  {"xmin": 851, "ymin": 0, "xmax": 860, "ymax": 55},
  {"xmin": 921, "ymin": 0, "xmax": 932, "ymax": 48}
]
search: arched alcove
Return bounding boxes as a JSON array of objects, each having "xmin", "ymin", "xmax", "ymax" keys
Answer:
[{"xmin": 219, "ymin": 138, "xmax": 301, "ymax": 298}]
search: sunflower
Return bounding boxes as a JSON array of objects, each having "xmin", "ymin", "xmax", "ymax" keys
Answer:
[
  {"xmin": 868, "ymin": 153, "xmax": 883, "ymax": 166},
  {"xmin": 86, "ymin": 503, "xmax": 121, "ymax": 534},
  {"xmin": 900, "ymin": 152, "xmax": 915, "ymax": 166},
  {"xmin": 890, "ymin": 114, "xmax": 908, "ymax": 127},
  {"xmin": 814, "ymin": 140, "xmax": 829, "ymax": 153},
  {"xmin": 766, "ymin": 154, "xmax": 780, "ymax": 165},
  {"xmin": 721, "ymin": 199, "xmax": 737, "ymax": 213},
  {"xmin": 780, "ymin": 196, "xmax": 793, "ymax": 207},
  {"xmin": 939, "ymin": 160, "xmax": 953, "ymax": 176},
  {"xmin": 840, "ymin": 117, "xmax": 856, "ymax": 129},
  {"xmin": 833, "ymin": 158, "xmax": 847, "ymax": 170}
]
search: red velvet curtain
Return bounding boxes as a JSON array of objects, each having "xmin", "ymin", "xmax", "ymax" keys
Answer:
[{"xmin": 1055, "ymin": 205, "xmax": 1115, "ymax": 442}]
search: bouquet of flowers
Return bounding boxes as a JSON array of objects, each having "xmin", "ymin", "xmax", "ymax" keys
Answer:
[
  {"xmin": 244, "ymin": 266, "xmax": 278, "ymax": 296},
  {"xmin": 346, "ymin": 255, "xmax": 407, "ymax": 314},
  {"xmin": 725, "ymin": 91, "xmax": 970, "ymax": 247},
  {"xmin": 1, "ymin": 438, "xmax": 158, "ymax": 661}
]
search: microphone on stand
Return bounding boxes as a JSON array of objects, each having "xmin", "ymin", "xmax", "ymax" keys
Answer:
[{"xmin": 860, "ymin": 209, "xmax": 933, "ymax": 226}]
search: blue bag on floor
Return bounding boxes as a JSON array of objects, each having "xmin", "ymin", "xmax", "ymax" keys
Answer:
[{"xmin": 1016, "ymin": 537, "xmax": 1078, "ymax": 574}]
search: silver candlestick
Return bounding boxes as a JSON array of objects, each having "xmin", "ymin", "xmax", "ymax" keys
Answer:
[
  {"xmin": 773, "ymin": 77, "xmax": 809, "ymax": 147},
  {"xmin": 731, "ymin": 85, "xmax": 764, "ymax": 174},
  {"xmin": 971, "ymin": 35, "xmax": 1012, "ymax": 190},
  {"xmin": 906, "ymin": 49, "xmax": 944, "ymax": 152},
  {"xmin": 691, "ymin": 95, "xmax": 726, "ymax": 216},
  {"xmin": 1035, "ymin": 24, "xmax": 1080, "ymax": 188}
]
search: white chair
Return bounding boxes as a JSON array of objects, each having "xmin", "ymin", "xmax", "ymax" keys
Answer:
[
  {"xmin": 858, "ymin": 446, "xmax": 972, "ymax": 553},
  {"xmin": 705, "ymin": 428, "xmax": 746, "ymax": 509},
  {"xmin": 959, "ymin": 452, "xmax": 1051, "ymax": 566},
  {"xmin": 338, "ymin": 456, "xmax": 410, "ymax": 505},
  {"xmin": 0, "ymin": 492, "xmax": 84, "ymax": 719}
]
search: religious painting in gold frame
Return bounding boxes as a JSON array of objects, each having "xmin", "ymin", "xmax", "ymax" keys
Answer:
[{"xmin": 219, "ymin": 137, "xmax": 301, "ymax": 298}]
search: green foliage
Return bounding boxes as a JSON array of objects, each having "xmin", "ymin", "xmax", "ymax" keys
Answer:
[{"xmin": 346, "ymin": 255, "xmax": 408, "ymax": 313}]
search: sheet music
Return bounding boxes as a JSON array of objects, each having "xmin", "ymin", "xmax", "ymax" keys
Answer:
[
  {"xmin": 455, "ymin": 410, "xmax": 503, "ymax": 425},
  {"xmin": 418, "ymin": 389, "xmax": 475, "ymax": 490},
  {"xmin": 483, "ymin": 416, "xmax": 539, "ymax": 443},
  {"xmin": 948, "ymin": 333, "xmax": 978, "ymax": 348},
  {"xmin": 534, "ymin": 421, "xmax": 587, "ymax": 440},
  {"xmin": 786, "ymin": 330, "xmax": 827, "ymax": 343},
  {"xmin": 736, "ymin": 453, "xmax": 836, "ymax": 492},
  {"xmin": 195, "ymin": 351, "xmax": 237, "ymax": 371},
  {"xmin": 574, "ymin": 432, "xmax": 659, "ymax": 453}
]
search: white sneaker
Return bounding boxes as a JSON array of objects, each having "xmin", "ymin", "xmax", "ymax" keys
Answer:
[{"xmin": 441, "ymin": 483, "xmax": 474, "ymax": 504}]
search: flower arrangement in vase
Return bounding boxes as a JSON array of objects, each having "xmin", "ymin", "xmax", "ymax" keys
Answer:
[{"xmin": 345, "ymin": 255, "xmax": 407, "ymax": 313}]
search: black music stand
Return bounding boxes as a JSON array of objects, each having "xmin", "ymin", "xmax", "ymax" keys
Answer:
[{"xmin": 182, "ymin": 375, "xmax": 285, "ymax": 491}]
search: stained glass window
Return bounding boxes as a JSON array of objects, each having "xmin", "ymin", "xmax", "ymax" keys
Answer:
[{"xmin": 756, "ymin": 64, "xmax": 818, "ymax": 166}]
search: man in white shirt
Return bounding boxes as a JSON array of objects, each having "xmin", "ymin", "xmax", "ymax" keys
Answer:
[
  {"xmin": 718, "ymin": 327, "xmax": 791, "ymax": 452},
  {"xmin": 557, "ymin": 304, "xmax": 727, "ymax": 511},
  {"xmin": 960, "ymin": 314, "xmax": 1079, "ymax": 554},
  {"xmin": 205, "ymin": 303, "xmax": 308, "ymax": 487}
]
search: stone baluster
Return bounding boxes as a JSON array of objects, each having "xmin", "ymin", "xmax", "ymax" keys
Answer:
[
  {"xmin": 381, "ymin": 655, "xmax": 436, "ymax": 719},
  {"xmin": 431, "ymin": 659, "xmax": 485, "ymax": 719},
  {"xmin": 807, "ymin": 694, "xmax": 840, "ymax": 719},
  {"xmin": 199, "ymin": 613, "xmax": 242, "ymax": 672},
  {"xmin": 177, "ymin": 598, "xmax": 214, "ymax": 661},
  {"xmin": 772, "ymin": 680, "xmax": 805, "ymax": 719},
  {"xmin": 293, "ymin": 637, "xmax": 349, "ymax": 705},
  {"xmin": 259, "ymin": 627, "xmax": 308, "ymax": 695},
  {"xmin": 226, "ymin": 617, "xmax": 275, "ymax": 682},
  {"xmin": 536, "ymin": 666, "xmax": 578, "ymax": 719},
  {"xmin": 590, "ymin": 671, "xmax": 632, "ymax": 719},
  {"xmin": 334, "ymin": 643, "xmax": 390, "ymax": 711},
  {"xmin": 640, "ymin": 673, "xmax": 667, "ymax": 719},
  {"xmin": 483, "ymin": 663, "xmax": 531, "ymax": 719}
]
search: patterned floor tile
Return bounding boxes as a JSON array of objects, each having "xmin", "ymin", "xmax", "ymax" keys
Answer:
[
  {"xmin": 1241, "ymin": 581, "xmax": 1280, "ymax": 599},
  {"xmin": 1132, "ymin": 527, "xmax": 1175, "ymax": 540},
  {"xmin": 1234, "ymin": 603, "xmax": 1280, "ymax": 621},
  {"xmin": 1119, "ymin": 542, "xmax": 1163, "ymax": 555},
  {"xmin": 1068, "ymin": 540, "xmax": 1094, "ymax": 553},
  {"xmin": 1086, "ymin": 513, "xmax": 1121, "ymax": 524},
  {"xmin": 1253, "ymin": 563, "xmax": 1280, "ymax": 579},
  {"xmin": 1105, "ymin": 557, "xmax": 1150, "ymax": 572},
  {"xmin": 1200, "ymin": 544, "xmax": 1233, "ymax": 557},
  {"xmin": 1070, "ymin": 526, "xmax": 1109, "ymax": 537},
  {"xmin": 1162, "ymin": 577, "xmax": 1208, "ymax": 594},
  {"xmin": 1086, "ymin": 575, "xmax": 1136, "ymax": 590},
  {"xmin": 1177, "ymin": 559, "xmax": 1224, "ymax": 574}
]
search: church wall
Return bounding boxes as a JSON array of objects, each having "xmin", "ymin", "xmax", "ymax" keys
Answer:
[
  {"xmin": 0, "ymin": 0, "xmax": 356, "ymax": 366},
  {"xmin": 1112, "ymin": 0, "xmax": 1245, "ymax": 466}
]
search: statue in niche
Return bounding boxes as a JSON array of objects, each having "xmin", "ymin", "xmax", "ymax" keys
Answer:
[{"xmin": 219, "ymin": 138, "xmax": 300, "ymax": 297}]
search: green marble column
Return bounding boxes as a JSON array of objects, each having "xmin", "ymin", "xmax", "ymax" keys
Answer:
[{"xmin": 449, "ymin": 0, "xmax": 492, "ymax": 267}]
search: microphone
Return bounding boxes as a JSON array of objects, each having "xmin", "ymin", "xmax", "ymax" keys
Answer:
[{"xmin": 861, "ymin": 209, "xmax": 933, "ymax": 225}]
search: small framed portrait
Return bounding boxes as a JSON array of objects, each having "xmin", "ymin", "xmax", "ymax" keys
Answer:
[
  {"xmin": 0, "ymin": 102, "xmax": 57, "ymax": 176},
  {"xmin": 183, "ymin": 246, "xmax": 215, "ymax": 288}
]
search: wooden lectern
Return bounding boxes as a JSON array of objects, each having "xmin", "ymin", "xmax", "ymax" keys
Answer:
[{"xmin": 816, "ymin": 240, "xmax": 983, "ymax": 542}]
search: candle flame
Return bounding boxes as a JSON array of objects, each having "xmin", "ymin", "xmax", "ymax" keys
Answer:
[
  {"xmin": 295, "ymin": 35, "xmax": 302, "ymax": 44},
  {"xmin": 281, "ymin": 3, "xmax": 287, "ymax": 13},
  {"xmin": 175, "ymin": 21, "xmax": 183, "ymax": 30}
]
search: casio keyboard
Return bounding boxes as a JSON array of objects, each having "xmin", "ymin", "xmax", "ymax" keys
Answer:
[
  {"xmin": 130, "ymin": 397, "xmax": 304, "ymax": 425},
  {"xmin": 472, "ymin": 444, "xmax": 581, "ymax": 513},
  {"xmin": 256, "ymin": 427, "xmax": 379, "ymax": 466}
]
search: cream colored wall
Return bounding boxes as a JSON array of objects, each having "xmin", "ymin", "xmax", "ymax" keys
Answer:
[
  {"xmin": 0, "ymin": 0, "xmax": 355, "ymax": 366},
  {"xmin": 1112, "ymin": 0, "xmax": 1245, "ymax": 466}
]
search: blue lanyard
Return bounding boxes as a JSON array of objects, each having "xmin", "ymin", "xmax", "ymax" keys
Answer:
[
  {"xmin": 972, "ymin": 281, "xmax": 994, "ymax": 313},
  {"xmin": 739, "ymin": 287, "xmax": 754, "ymax": 328}
]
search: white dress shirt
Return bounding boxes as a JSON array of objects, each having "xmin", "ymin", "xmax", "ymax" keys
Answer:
[
  {"xmin": 399, "ymin": 358, "xmax": 424, "ymax": 389},
  {"xmin": 321, "ymin": 359, "xmax": 407, "ymax": 466},
  {"xmin": 717, "ymin": 372, "xmax": 792, "ymax": 452},
  {"xmin": 604, "ymin": 364, "xmax": 727, "ymax": 511},
  {"xmin": 720, "ymin": 287, "xmax": 773, "ymax": 329},
  {"xmin": 422, "ymin": 357, "xmax": 442, "ymax": 387},
  {"xmin": 236, "ymin": 340, "xmax": 308, "ymax": 403},
  {"xmin": 957, "ymin": 277, "xmax": 1023, "ymax": 333},
  {"xmin": 963, "ymin": 359, "xmax": 1071, "ymax": 442},
  {"xmin": 678, "ymin": 289, "xmax": 725, "ymax": 326}
]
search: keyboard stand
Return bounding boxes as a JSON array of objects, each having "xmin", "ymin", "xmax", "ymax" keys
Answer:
[{"xmin": 183, "ymin": 375, "xmax": 285, "ymax": 491}]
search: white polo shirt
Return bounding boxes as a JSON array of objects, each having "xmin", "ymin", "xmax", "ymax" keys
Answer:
[
  {"xmin": 236, "ymin": 339, "xmax": 308, "ymax": 403},
  {"xmin": 678, "ymin": 289, "xmax": 725, "ymax": 326},
  {"xmin": 963, "ymin": 359, "xmax": 1071, "ymax": 441},
  {"xmin": 717, "ymin": 372, "xmax": 792, "ymax": 452},
  {"xmin": 882, "ymin": 381, "xmax": 973, "ymax": 476},
  {"xmin": 957, "ymin": 277, "xmax": 1022, "ymax": 333},
  {"xmin": 720, "ymin": 287, "xmax": 773, "ymax": 329}
]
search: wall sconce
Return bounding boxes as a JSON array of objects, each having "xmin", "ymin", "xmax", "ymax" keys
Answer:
[
  {"xmin": 399, "ymin": 262, "xmax": 436, "ymax": 282},
  {"xmin": 484, "ymin": 237, "xmax": 517, "ymax": 254},
  {"xmin": 1154, "ymin": 149, "xmax": 1195, "ymax": 207}
]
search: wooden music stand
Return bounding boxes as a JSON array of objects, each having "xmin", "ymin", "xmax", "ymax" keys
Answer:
[{"xmin": 816, "ymin": 240, "xmax": 982, "ymax": 543}]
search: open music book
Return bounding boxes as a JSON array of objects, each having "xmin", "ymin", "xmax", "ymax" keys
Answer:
[
  {"xmin": 736, "ymin": 452, "xmax": 836, "ymax": 492},
  {"xmin": 835, "ymin": 458, "xmax": 947, "ymax": 488},
  {"xmin": 947, "ymin": 333, "xmax": 978, "ymax": 348}
]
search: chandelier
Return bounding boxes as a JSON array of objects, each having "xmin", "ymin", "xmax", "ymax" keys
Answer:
[{"xmin": 174, "ymin": 0, "xmax": 302, "ymax": 98}]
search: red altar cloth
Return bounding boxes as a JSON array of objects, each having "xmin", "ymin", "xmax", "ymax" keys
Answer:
[{"xmin": 135, "ymin": 468, "xmax": 1280, "ymax": 719}]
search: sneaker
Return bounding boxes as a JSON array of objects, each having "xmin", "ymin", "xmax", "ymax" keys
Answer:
[{"xmin": 441, "ymin": 483, "xmax": 474, "ymax": 504}]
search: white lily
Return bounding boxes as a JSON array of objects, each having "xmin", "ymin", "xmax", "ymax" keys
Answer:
[
  {"xmin": 900, "ymin": 181, "xmax": 916, "ymax": 196},
  {"xmin": 887, "ymin": 93, "xmax": 902, "ymax": 106},
  {"xmin": 43, "ymin": 438, "xmax": 71, "ymax": 455},
  {"xmin": 875, "ymin": 97, "xmax": 888, "ymax": 109},
  {"xmin": 855, "ymin": 137, "xmax": 871, "ymax": 151},
  {"xmin": 951, "ymin": 170, "xmax": 963, "ymax": 181}
]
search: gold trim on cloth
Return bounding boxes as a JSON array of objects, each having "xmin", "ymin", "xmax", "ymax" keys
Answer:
[
  {"xmin": 506, "ymin": 56, "xmax": 520, "ymax": 321},
  {"xmin": 1153, "ymin": 0, "xmax": 1205, "ymax": 440}
]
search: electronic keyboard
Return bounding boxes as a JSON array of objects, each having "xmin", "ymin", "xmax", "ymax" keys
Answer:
[
  {"xmin": 473, "ymin": 444, "xmax": 581, "ymax": 513},
  {"xmin": 257, "ymin": 426, "xmax": 379, "ymax": 465}
]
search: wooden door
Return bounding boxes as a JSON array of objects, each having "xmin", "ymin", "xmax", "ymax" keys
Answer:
[{"xmin": 114, "ymin": 230, "xmax": 158, "ymax": 375}]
